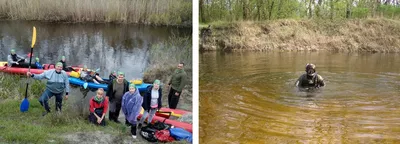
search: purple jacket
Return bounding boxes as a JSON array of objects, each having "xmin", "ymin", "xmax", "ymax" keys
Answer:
[{"xmin": 121, "ymin": 88, "xmax": 143, "ymax": 125}]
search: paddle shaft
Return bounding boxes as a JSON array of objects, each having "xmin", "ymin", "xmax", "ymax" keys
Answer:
[{"xmin": 24, "ymin": 47, "xmax": 34, "ymax": 99}]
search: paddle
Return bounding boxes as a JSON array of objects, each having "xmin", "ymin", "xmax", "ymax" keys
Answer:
[{"xmin": 20, "ymin": 26, "xmax": 36, "ymax": 112}]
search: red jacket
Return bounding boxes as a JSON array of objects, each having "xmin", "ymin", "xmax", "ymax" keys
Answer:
[{"xmin": 89, "ymin": 97, "xmax": 109, "ymax": 115}]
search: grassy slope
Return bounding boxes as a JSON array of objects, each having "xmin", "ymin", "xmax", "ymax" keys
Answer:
[
  {"xmin": 200, "ymin": 18, "xmax": 400, "ymax": 52},
  {"xmin": 0, "ymin": 73, "xmax": 190, "ymax": 143}
]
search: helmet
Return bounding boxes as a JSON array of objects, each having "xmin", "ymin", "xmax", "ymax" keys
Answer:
[{"xmin": 305, "ymin": 63, "xmax": 316, "ymax": 76}]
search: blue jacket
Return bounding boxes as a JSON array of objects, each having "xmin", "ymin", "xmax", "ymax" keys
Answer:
[
  {"xmin": 142, "ymin": 85, "xmax": 162, "ymax": 111},
  {"xmin": 121, "ymin": 88, "xmax": 143, "ymax": 125}
]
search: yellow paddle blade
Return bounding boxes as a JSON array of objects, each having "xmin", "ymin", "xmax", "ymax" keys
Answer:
[{"xmin": 31, "ymin": 27, "xmax": 36, "ymax": 48}]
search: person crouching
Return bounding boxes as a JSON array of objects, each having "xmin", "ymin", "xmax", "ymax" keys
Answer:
[{"xmin": 89, "ymin": 88, "xmax": 109, "ymax": 126}]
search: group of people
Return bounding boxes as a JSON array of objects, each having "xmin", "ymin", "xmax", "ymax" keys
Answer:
[
  {"xmin": 26, "ymin": 60, "xmax": 188, "ymax": 139},
  {"xmin": 7, "ymin": 49, "xmax": 74, "ymax": 71}
]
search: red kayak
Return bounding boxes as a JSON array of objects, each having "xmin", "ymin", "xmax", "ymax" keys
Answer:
[
  {"xmin": 137, "ymin": 108, "xmax": 192, "ymax": 133},
  {"xmin": 0, "ymin": 63, "xmax": 81, "ymax": 76}
]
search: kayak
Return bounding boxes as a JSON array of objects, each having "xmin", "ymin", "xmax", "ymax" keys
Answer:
[
  {"xmin": 68, "ymin": 77, "xmax": 152, "ymax": 92},
  {"xmin": 0, "ymin": 61, "xmax": 80, "ymax": 76},
  {"xmin": 137, "ymin": 108, "xmax": 192, "ymax": 133},
  {"xmin": 156, "ymin": 107, "xmax": 191, "ymax": 118}
]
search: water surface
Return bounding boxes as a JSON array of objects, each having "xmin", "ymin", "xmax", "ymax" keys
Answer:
[{"xmin": 200, "ymin": 51, "xmax": 400, "ymax": 143}]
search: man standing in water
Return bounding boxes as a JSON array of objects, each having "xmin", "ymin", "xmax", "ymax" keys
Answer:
[
  {"xmin": 168, "ymin": 62, "xmax": 188, "ymax": 109},
  {"xmin": 106, "ymin": 71, "xmax": 129, "ymax": 123},
  {"xmin": 27, "ymin": 62, "xmax": 69, "ymax": 116},
  {"xmin": 295, "ymin": 63, "xmax": 325, "ymax": 91}
]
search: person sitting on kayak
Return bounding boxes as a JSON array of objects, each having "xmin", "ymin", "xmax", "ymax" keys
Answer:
[
  {"xmin": 79, "ymin": 66, "xmax": 105, "ymax": 84},
  {"xmin": 89, "ymin": 88, "xmax": 109, "ymax": 126},
  {"xmin": 109, "ymin": 71, "xmax": 117, "ymax": 82},
  {"xmin": 89, "ymin": 70, "xmax": 106, "ymax": 84},
  {"xmin": 122, "ymin": 83, "xmax": 143, "ymax": 139},
  {"xmin": 295, "ymin": 63, "xmax": 325, "ymax": 91},
  {"xmin": 59, "ymin": 56, "xmax": 76, "ymax": 72},
  {"xmin": 35, "ymin": 57, "xmax": 43, "ymax": 69},
  {"xmin": 7, "ymin": 49, "xmax": 26, "ymax": 67},
  {"xmin": 138, "ymin": 79, "xmax": 162, "ymax": 128}
]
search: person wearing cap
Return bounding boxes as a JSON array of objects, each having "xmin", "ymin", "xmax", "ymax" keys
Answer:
[
  {"xmin": 58, "ymin": 56, "xmax": 76, "ymax": 72},
  {"xmin": 35, "ymin": 57, "xmax": 43, "ymax": 69},
  {"xmin": 138, "ymin": 79, "xmax": 162, "ymax": 128},
  {"xmin": 88, "ymin": 88, "xmax": 109, "ymax": 126},
  {"xmin": 167, "ymin": 62, "xmax": 188, "ymax": 109},
  {"xmin": 27, "ymin": 62, "xmax": 70, "ymax": 116},
  {"xmin": 106, "ymin": 71, "xmax": 129, "ymax": 123},
  {"xmin": 109, "ymin": 71, "xmax": 117, "ymax": 82},
  {"xmin": 121, "ymin": 83, "xmax": 143, "ymax": 139},
  {"xmin": 7, "ymin": 49, "xmax": 26, "ymax": 67},
  {"xmin": 295, "ymin": 63, "xmax": 325, "ymax": 90}
]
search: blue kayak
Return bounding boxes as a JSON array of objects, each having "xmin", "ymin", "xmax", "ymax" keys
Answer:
[{"xmin": 68, "ymin": 77, "xmax": 152, "ymax": 92}]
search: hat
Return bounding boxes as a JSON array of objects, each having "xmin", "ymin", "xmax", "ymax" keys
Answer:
[
  {"xmin": 153, "ymin": 79, "xmax": 160, "ymax": 85},
  {"xmin": 129, "ymin": 83, "xmax": 136, "ymax": 88},
  {"xmin": 305, "ymin": 63, "xmax": 316, "ymax": 71},
  {"xmin": 61, "ymin": 56, "xmax": 65, "ymax": 59},
  {"xmin": 56, "ymin": 62, "xmax": 63, "ymax": 67},
  {"xmin": 11, "ymin": 49, "xmax": 15, "ymax": 53},
  {"xmin": 118, "ymin": 71, "xmax": 125, "ymax": 76},
  {"xmin": 35, "ymin": 57, "xmax": 39, "ymax": 62}
]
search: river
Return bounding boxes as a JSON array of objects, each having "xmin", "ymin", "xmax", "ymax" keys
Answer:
[
  {"xmin": 0, "ymin": 20, "xmax": 191, "ymax": 80},
  {"xmin": 200, "ymin": 51, "xmax": 400, "ymax": 143}
]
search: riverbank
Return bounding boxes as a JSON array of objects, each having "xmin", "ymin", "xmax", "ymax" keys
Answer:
[
  {"xmin": 200, "ymin": 18, "xmax": 400, "ymax": 52},
  {"xmin": 0, "ymin": 0, "xmax": 192, "ymax": 27},
  {"xmin": 0, "ymin": 73, "xmax": 191, "ymax": 143},
  {"xmin": 144, "ymin": 36, "xmax": 193, "ymax": 111}
]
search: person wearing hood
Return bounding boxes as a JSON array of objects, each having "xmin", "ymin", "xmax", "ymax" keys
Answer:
[
  {"xmin": 295, "ymin": 63, "xmax": 325, "ymax": 90},
  {"xmin": 138, "ymin": 79, "xmax": 162, "ymax": 127},
  {"xmin": 7, "ymin": 49, "xmax": 26, "ymax": 67},
  {"xmin": 27, "ymin": 62, "xmax": 70, "ymax": 116},
  {"xmin": 122, "ymin": 83, "xmax": 143, "ymax": 139},
  {"xmin": 106, "ymin": 71, "xmax": 129, "ymax": 123},
  {"xmin": 89, "ymin": 88, "xmax": 109, "ymax": 126}
]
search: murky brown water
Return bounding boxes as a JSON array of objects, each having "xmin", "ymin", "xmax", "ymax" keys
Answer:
[{"xmin": 200, "ymin": 51, "xmax": 400, "ymax": 143}]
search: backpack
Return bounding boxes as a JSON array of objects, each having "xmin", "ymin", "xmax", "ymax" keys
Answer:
[
  {"xmin": 155, "ymin": 130, "xmax": 175, "ymax": 142},
  {"xmin": 140, "ymin": 112, "xmax": 173, "ymax": 142},
  {"xmin": 140, "ymin": 124, "xmax": 158, "ymax": 142}
]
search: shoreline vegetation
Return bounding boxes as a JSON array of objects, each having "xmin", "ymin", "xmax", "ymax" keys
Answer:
[
  {"xmin": 199, "ymin": 0, "xmax": 400, "ymax": 52},
  {"xmin": 0, "ymin": 0, "xmax": 192, "ymax": 27}
]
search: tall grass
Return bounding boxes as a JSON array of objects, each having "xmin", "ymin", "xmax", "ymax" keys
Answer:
[{"xmin": 0, "ymin": 0, "xmax": 192, "ymax": 26}]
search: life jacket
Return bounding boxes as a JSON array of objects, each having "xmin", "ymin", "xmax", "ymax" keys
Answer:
[{"xmin": 11, "ymin": 54, "xmax": 18, "ymax": 61}]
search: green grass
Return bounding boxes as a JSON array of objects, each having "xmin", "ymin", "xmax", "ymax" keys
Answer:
[
  {"xmin": 0, "ymin": 73, "xmax": 191, "ymax": 143},
  {"xmin": 0, "ymin": 99, "xmax": 124, "ymax": 143}
]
